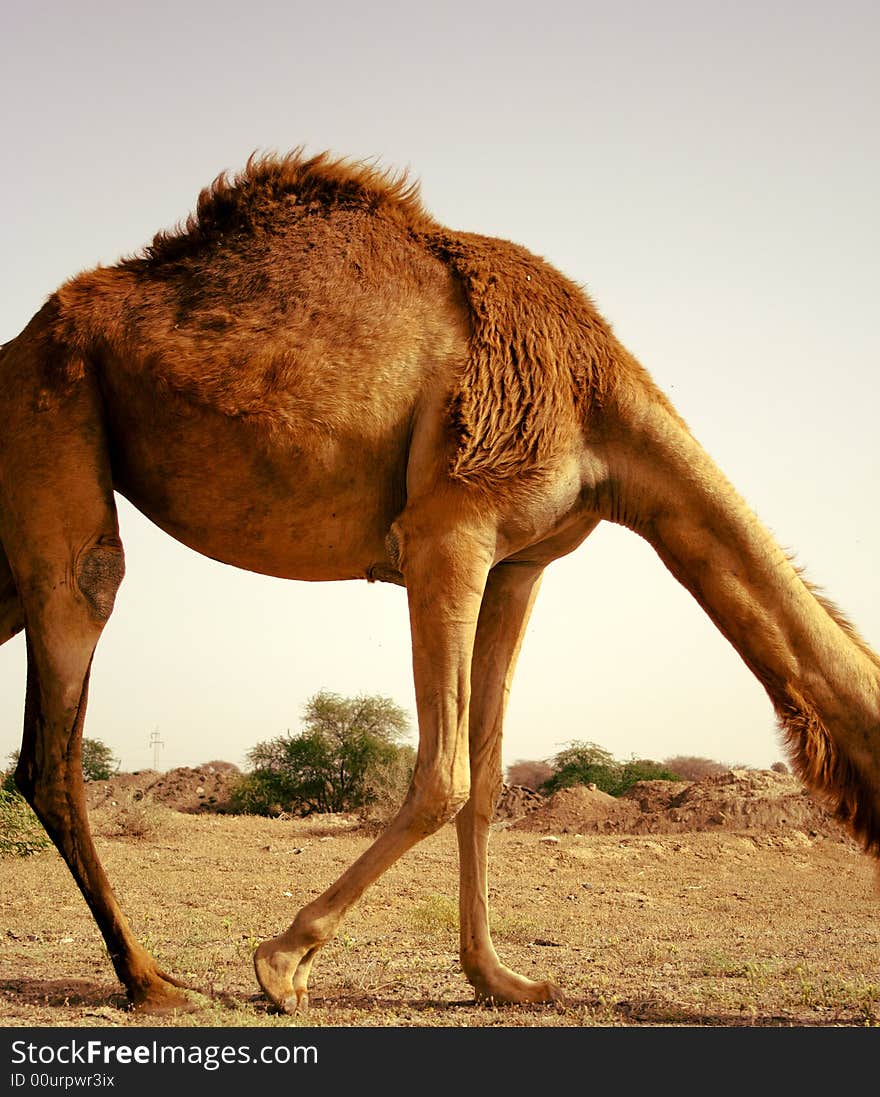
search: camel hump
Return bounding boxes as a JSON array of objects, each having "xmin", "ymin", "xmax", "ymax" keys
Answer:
[
  {"xmin": 46, "ymin": 189, "xmax": 466, "ymax": 451},
  {"xmin": 136, "ymin": 149, "xmax": 434, "ymax": 267}
]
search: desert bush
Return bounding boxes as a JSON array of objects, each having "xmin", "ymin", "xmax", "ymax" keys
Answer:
[
  {"xmin": 357, "ymin": 741, "xmax": 416, "ymax": 830},
  {"xmin": 771, "ymin": 761, "xmax": 789, "ymax": 774},
  {"xmin": 92, "ymin": 790, "xmax": 170, "ymax": 841},
  {"xmin": 506, "ymin": 759, "xmax": 554, "ymax": 789},
  {"xmin": 540, "ymin": 741, "xmax": 618, "ymax": 795},
  {"xmin": 541, "ymin": 741, "xmax": 681, "ymax": 797},
  {"xmin": 615, "ymin": 758, "xmax": 683, "ymax": 793},
  {"xmin": 229, "ymin": 772, "xmax": 283, "ymax": 816},
  {"xmin": 232, "ymin": 691, "xmax": 414, "ymax": 820},
  {"xmin": 0, "ymin": 787, "xmax": 51, "ymax": 857},
  {"xmin": 662, "ymin": 755, "xmax": 731, "ymax": 781},
  {"xmin": 80, "ymin": 738, "xmax": 120, "ymax": 782}
]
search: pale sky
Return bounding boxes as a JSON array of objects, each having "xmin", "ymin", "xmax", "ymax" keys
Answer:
[{"xmin": 1, "ymin": 0, "xmax": 877, "ymax": 776}]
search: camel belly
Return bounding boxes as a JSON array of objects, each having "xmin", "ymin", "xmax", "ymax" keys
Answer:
[{"xmin": 106, "ymin": 392, "xmax": 410, "ymax": 582}]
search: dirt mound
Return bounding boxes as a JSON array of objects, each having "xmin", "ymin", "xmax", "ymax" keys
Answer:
[
  {"xmin": 626, "ymin": 768, "xmax": 847, "ymax": 838},
  {"xmin": 509, "ymin": 783, "xmax": 640, "ymax": 833},
  {"xmin": 508, "ymin": 769, "xmax": 854, "ymax": 843},
  {"xmin": 495, "ymin": 784, "xmax": 544, "ymax": 819},
  {"xmin": 85, "ymin": 764, "xmax": 241, "ymax": 815}
]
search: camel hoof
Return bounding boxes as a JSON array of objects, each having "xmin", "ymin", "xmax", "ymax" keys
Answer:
[
  {"xmin": 254, "ymin": 938, "xmax": 303, "ymax": 1013},
  {"xmin": 128, "ymin": 982, "xmax": 203, "ymax": 1015},
  {"xmin": 281, "ymin": 991, "xmax": 308, "ymax": 1015},
  {"xmin": 473, "ymin": 975, "xmax": 566, "ymax": 1007}
]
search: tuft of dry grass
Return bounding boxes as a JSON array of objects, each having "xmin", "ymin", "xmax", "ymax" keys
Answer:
[{"xmin": 90, "ymin": 789, "xmax": 174, "ymax": 841}]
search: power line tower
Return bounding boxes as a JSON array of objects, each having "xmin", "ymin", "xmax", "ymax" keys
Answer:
[{"xmin": 149, "ymin": 727, "xmax": 164, "ymax": 771}]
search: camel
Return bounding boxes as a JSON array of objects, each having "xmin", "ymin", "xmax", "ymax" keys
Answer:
[{"xmin": 2, "ymin": 149, "xmax": 879, "ymax": 1015}]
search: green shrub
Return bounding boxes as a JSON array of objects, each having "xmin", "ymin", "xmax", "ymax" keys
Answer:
[
  {"xmin": 540, "ymin": 740, "xmax": 682, "ymax": 798},
  {"xmin": 0, "ymin": 787, "xmax": 50, "ymax": 857},
  {"xmin": 80, "ymin": 738, "xmax": 120, "ymax": 782},
  {"xmin": 229, "ymin": 772, "xmax": 286, "ymax": 816},
  {"xmin": 614, "ymin": 758, "xmax": 682, "ymax": 795},
  {"xmin": 231, "ymin": 691, "xmax": 415, "ymax": 819}
]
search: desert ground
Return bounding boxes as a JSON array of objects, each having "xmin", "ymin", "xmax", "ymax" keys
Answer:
[{"xmin": 1, "ymin": 768, "xmax": 878, "ymax": 1028}]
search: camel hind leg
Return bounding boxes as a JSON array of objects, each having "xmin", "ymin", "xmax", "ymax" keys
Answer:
[
  {"xmin": 9, "ymin": 496, "xmax": 190, "ymax": 1013},
  {"xmin": 0, "ymin": 325, "xmax": 191, "ymax": 1011}
]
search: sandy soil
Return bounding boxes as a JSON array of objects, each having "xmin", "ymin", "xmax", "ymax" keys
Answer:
[{"xmin": 1, "ymin": 770, "xmax": 878, "ymax": 1028}]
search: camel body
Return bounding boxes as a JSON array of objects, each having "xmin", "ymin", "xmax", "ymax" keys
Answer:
[{"xmin": 2, "ymin": 151, "xmax": 878, "ymax": 1013}]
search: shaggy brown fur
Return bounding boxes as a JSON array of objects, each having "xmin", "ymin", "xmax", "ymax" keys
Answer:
[
  {"xmin": 775, "ymin": 571, "xmax": 880, "ymax": 852},
  {"xmin": 424, "ymin": 229, "xmax": 625, "ymax": 483},
  {"xmin": 2, "ymin": 148, "xmax": 879, "ymax": 1017}
]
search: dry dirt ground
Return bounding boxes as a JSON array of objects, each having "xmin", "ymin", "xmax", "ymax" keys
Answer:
[{"xmin": 1, "ymin": 769, "xmax": 879, "ymax": 1028}]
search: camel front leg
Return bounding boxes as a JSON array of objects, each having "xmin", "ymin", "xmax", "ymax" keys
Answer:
[
  {"xmin": 456, "ymin": 560, "xmax": 565, "ymax": 1004},
  {"xmin": 254, "ymin": 523, "xmax": 493, "ymax": 1012}
]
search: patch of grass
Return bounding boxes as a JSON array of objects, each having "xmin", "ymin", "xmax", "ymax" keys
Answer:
[
  {"xmin": 738, "ymin": 959, "xmax": 775, "ymax": 988},
  {"xmin": 238, "ymin": 933, "xmax": 263, "ymax": 962},
  {"xmin": 407, "ymin": 894, "xmax": 458, "ymax": 937},
  {"xmin": 786, "ymin": 965, "xmax": 879, "ymax": 1020},
  {"xmin": 404, "ymin": 895, "xmax": 538, "ymax": 945},
  {"xmin": 337, "ymin": 958, "xmax": 395, "ymax": 996},
  {"xmin": 699, "ymin": 949, "xmax": 745, "ymax": 978},
  {"xmin": 0, "ymin": 788, "xmax": 51, "ymax": 857},
  {"xmin": 691, "ymin": 955, "xmax": 880, "ymax": 1024},
  {"xmin": 93, "ymin": 790, "xmax": 171, "ymax": 841},
  {"xmin": 490, "ymin": 910, "xmax": 540, "ymax": 944}
]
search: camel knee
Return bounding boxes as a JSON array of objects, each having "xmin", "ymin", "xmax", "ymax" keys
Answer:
[
  {"xmin": 76, "ymin": 538, "xmax": 125, "ymax": 622},
  {"xmin": 468, "ymin": 770, "xmax": 503, "ymax": 823},
  {"xmin": 407, "ymin": 777, "xmax": 471, "ymax": 835}
]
